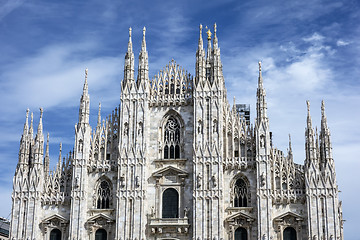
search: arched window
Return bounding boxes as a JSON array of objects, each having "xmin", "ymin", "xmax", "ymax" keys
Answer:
[
  {"xmin": 240, "ymin": 143, "xmax": 245, "ymax": 157},
  {"xmin": 162, "ymin": 188, "xmax": 179, "ymax": 218},
  {"xmin": 234, "ymin": 178, "xmax": 248, "ymax": 207},
  {"xmin": 95, "ymin": 229, "xmax": 107, "ymax": 240},
  {"xmin": 50, "ymin": 229, "xmax": 61, "ymax": 240},
  {"xmin": 234, "ymin": 227, "xmax": 247, "ymax": 240},
  {"xmin": 97, "ymin": 180, "xmax": 111, "ymax": 209},
  {"xmin": 164, "ymin": 117, "xmax": 181, "ymax": 159},
  {"xmin": 283, "ymin": 227, "xmax": 297, "ymax": 240}
]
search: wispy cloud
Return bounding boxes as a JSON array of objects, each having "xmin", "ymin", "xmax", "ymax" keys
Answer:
[
  {"xmin": 0, "ymin": 0, "xmax": 25, "ymax": 21},
  {"xmin": 336, "ymin": 39, "xmax": 351, "ymax": 46}
]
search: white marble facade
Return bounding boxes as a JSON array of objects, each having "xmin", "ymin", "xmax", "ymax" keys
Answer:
[{"xmin": 10, "ymin": 25, "xmax": 344, "ymax": 240}]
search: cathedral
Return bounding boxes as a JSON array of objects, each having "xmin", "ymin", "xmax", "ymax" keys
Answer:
[{"xmin": 10, "ymin": 24, "xmax": 344, "ymax": 240}]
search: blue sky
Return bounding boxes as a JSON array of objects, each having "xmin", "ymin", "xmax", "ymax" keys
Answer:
[{"xmin": 0, "ymin": 0, "xmax": 359, "ymax": 238}]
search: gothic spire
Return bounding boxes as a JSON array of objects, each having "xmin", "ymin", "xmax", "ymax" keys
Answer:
[
  {"xmin": 137, "ymin": 26, "xmax": 149, "ymax": 88},
  {"xmin": 78, "ymin": 68, "xmax": 90, "ymax": 124},
  {"xmin": 198, "ymin": 24, "xmax": 204, "ymax": 51},
  {"xmin": 123, "ymin": 27, "xmax": 135, "ymax": 87},
  {"xmin": 206, "ymin": 27, "xmax": 212, "ymax": 62},
  {"xmin": 319, "ymin": 100, "xmax": 333, "ymax": 167},
  {"xmin": 83, "ymin": 68, "xmax": 88, "ymax": 96},
  {"xmin": 44, "ymin": 133, "xmax": 50, "ymax": 175},
  {"xmin": 195, "ymin": 24, "xmax": 205, "ymax": 87},
  {"xmin": 36, "ymin": 107, "xmax": 43, "ymax": 137},
  {"xmin": 321, "ymin": 100, "xmax": 328, "ymax": 131},
  {"xmin": 29, "ymin": 112, "xmax": 34, "ymax": 139},
  {"xmin": 97, "ymin": 102, "xmax": 101, "ymax": 127},
  {"xmin": 288, "ymin": 134, "xmax": 293, "ymax": 156},
  {"xmin": 128, "ymin": 27, "xmax": 133, "ymax": 53},
  {"xmin": 213, "ymin": 23, "xmax": 218, "ymax": 49},
  {"xmin": 307, "ymin": 100, "xmax": 312, "ymax": 129},
  {"xmin": 256, "ymin": 62, "xmax": 268, "ymax": 123},
  {"xmin": 141, "ymin": 26, "xmax": 147, "ymax": 52},
  {"xmin": 305, "ymin": 100, "xmax": 317, "ymax": 168},
  {"xmin": 23, "ymin": 109, "xmax": 29, "ymax": 136},
  {"xmin": 58, "ymin": 143, "xmax": 62, "ymax": 172}
]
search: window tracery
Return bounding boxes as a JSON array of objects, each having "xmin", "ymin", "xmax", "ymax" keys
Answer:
[
  {"xmin": 234, "ymin": 178, "xmax": 249, "ymax": 207},
  {"xmin": 163, "ymin": 117, "xmax": 181, "ymax": 159},
  {"xmin": 97, "ymin": 180, "xmax": 111, "ymax": 209}
]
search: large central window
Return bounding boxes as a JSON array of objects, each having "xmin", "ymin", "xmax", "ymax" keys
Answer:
[
  {"xmin": 97, "ymin": 180, "xmax": 111, "ymax": 209},
  {"xmin": 163, "ymin": 117, "xmax": 181, "ymax": 159},
  {"xmin": 162, "ymin": 188, "xmax": 179, "ymax": 218},
  {"xmin": 234, "ymin": 178, "xmax": 248, "ymax": 207}
]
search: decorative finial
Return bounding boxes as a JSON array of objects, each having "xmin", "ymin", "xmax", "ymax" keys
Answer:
[
  {"xmin": 129, "ymin": 27, "xmax": 132, "ymax": 37},
  {"xmin": 85, "ymin": 68, "xmax": 88, "ymax": 79},
  {"xmin": 97, "ymin": 102, "xmax": 101, "ymax": 125},
  {"xmin": 258, "ymin": 61, "xmax": 262, "ymax": 72},
  {"xmin": 289, "ymin": 134, "xmax": 292, "ymax": 146},
  {"xmin": 40, "ymin": 107, "xmax": 43, "ymax": 119},
  {"xmin": 214, "ymin": 23, "xmax": 217, "ymax": 34},
  {"xmin": 205, "ymin": 26, "xmax": 212, "ymax": 40},
  {"xmin": 143, "ymin": 26, "xmax": 146, "ymax": 36},
  {"xmin": 306, "ymin": 100, "xmax": 310, "ymax": 113},
  {"xmin": 200, "ymin": 24, "xmax": 202, "ymax": 31},
  {"xmin": 321, "ymin": 99, "xmax": 325, "ymax": 115}
]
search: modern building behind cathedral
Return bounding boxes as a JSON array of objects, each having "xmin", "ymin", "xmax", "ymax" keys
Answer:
[{"xmin": 10, "ymin": 24, "xmax": 344, "ymax": 240}]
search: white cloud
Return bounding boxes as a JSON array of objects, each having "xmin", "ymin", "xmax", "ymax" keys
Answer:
[
  {"xmin": 0, "ymin": 41, "xmax": 122, "ymax": 120},
  {"xmin": 303, "ymin": 32, "xmax": 325, "ymax": 42},
  {"xmin": 336, "ymin": 39, "xmax": 350, "ymax": 46}
]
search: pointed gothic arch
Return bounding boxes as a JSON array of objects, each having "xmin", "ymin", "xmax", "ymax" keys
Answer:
[
  {"xmin": 160, "ymin": 111, "xmax": 184, "ymax": 160},
  {"xmin": 95, "ymin": 177, "xmax": 112, "ymax": 209},
  {"xmin": 231, "ymin": 175, "xmax": 250, "ymax": 207}
]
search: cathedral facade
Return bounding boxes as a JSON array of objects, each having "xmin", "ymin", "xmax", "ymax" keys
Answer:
[{"xmin": 10, "ymin": 25, "xmax": 344, "ymax": 240}]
